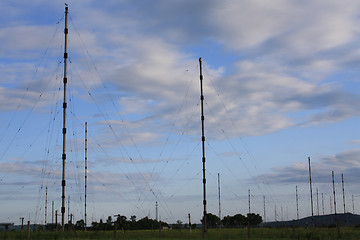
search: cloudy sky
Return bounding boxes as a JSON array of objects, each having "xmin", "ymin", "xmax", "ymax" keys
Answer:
[{"xmin": 1, "ymin": 0, "xmax": 360, "ymax": 225}]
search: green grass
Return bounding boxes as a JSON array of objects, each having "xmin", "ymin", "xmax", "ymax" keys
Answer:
[{"xmin": 1, "ymin": 227, "xmax": 359, "ymax": 239}]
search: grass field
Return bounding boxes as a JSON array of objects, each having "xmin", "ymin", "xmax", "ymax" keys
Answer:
[{"xmin": 0, "ymin": 227, "xmax": 359, "ymax": 239}]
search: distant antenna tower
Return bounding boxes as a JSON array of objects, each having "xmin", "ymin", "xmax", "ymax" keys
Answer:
[
  {"xmin": 263, "ymin": 195, "xmax": 266, "ymax": 222},
  {"xmin": 85, "ymin": 122, "xmax": 88, "ymax": 230},
  {"xmin": 52, "ymin": 201, "xmax": 54, "ymax": 224},
  {"xmin": 330, "ymin": 195, "xmax": 333, "ymax": 214},
  {"xmin": 248, "ymin": 189, "xmax": 251, "ymax": 214},
  {"xmin": 322, "ymin": 193, "xmax": 324, "ymax": 215},
  {"xmin": 155, "ymin": 202, "xmax": 158, "ymax": 221},
  {"xmin": 316, "ymin": 189, "xmax": 319, "ymax": 216},
  {"xmin": 342, "ymin": 173, "xmax": 346, "ymax": 213},
  {"xmin": 45, "ymin": 186, "xmax": 48, "ymax": 225},
  {"xmin": 296, "ymin": 186, "xmax": 299, "ymax": 220},
  {"xmin": 68, "ymin": 195, "xmax": 70, "ymax": 222},
  {"xmin": 308, "ymin": 157, "xmax": 314, "ymax": 226},
  {"xmin": 218, "ymin": 173, "xmax": 221, "ymax": 220}
]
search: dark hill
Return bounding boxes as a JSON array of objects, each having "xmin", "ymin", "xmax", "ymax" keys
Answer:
[{"xmin": 262, "ymin": 213, "xmax": 360, "ymax": 227}]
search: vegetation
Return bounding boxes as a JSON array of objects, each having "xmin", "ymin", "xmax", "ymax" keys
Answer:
[{"xmin": 1, "ymin": 227, "xmax": 360, "ymax": 239}]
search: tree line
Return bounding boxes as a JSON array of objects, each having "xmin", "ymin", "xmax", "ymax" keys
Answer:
[{"xmin": 70, "ymin": 212, "xmax": 262, "ymax": 231}]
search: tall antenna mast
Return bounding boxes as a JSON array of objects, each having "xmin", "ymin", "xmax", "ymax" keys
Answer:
[
  {"xmin": 308, "ymin": 157, "xmax": 314, "ymax": 226},
  {"xmin": 342, "ymin": 173, "xmax": 346, "ymax": 213},
  {"xmin": 199, "ymin": 57, "xmax": 207, "ymax": 236},
  {"xmin": 218, "ymin": 173, "xmax": 221, "ymax": 220},
  {"xmin": 296, "ymin": 186, "xmax": 299, "ymax": 220},
  {"xmin": 85, "ymin": 122, "xmax": 88, "ymax": 230},
  {"xmin": 61, "ymin": 4, "xmax": 69, "ymax": 231}
]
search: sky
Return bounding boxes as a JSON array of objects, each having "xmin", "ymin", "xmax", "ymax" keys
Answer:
[{"xmin": 1, "ymin": 0, "xmax": 360, "ymax": 225}]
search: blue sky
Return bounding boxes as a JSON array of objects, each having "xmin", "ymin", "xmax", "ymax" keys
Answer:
[{"xmin": 1, "ymin": 0, "xmax": 360, "ymax": 225}]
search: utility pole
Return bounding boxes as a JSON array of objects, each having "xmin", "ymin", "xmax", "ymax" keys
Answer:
[
  {"xmin": 218, "ymin": 173, "xmax": 221, "ymax": 220},
  {"xmin": 342, "ymin": 173, "xmax": 346, "ymax": 213},
  {"xmin": 85, "ymin": 122, "xmax": 88, "ymax": 231},
  {"xmin": 199, "ymin": 57, "xmax": 207, "ymax": 236},
  {"xmin": 296, "ymin": 186, "xmax": 299, "ymax": 220},
  {"xmin": 275, "ymin": 205, "xmax": 277, "ymax": 222},
  {"xmin": 352, "ymin": 194, "xmax": 355, "ymax": 214},
  {"xmin": 61, "ymin": 4, "xmax": 69, "ymax": 231},
  {"xmin": 308, "ymin": 157, "xmax": 314, "ymax": 226}
]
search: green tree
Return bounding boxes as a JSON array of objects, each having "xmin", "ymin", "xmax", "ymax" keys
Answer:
[
  {"xmin": 246, "ymin": 213, "xmax": 262, "ymax": 226},
  {"xmin": 75, "ymin": 219, "xmax": 84, "ymax": 230},
  {"xmin": 204, "ymin": 213, "xmax": 220, "ymax": 228}
]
